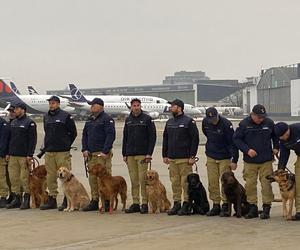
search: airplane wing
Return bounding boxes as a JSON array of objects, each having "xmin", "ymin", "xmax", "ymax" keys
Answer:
[
  {"xmin": 67, "ymin": 101, "xmax": 86, "ymax": 108},
  {"xmin": 58, "ymin": 95, "xmax": 74, "ymax": 101}
]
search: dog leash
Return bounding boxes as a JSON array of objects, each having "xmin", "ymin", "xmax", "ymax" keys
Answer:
[
  {"xmin": 140, "ymin": 157, "xmax": 152, "ymax": 171},
  {"xmin": 193, "ymin": 157, "xmax": 199, "ymax": 173},
  {"xmin": 83, "ymin": 157, "xmax": 89, "ymax": 178}
]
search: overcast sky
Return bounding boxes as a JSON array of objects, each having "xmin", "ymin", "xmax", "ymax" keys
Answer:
[{"xmin": 0, "ymin": 0, "xmax": 299, "ymax": 92}]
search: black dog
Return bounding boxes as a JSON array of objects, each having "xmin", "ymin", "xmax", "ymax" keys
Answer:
[
  {"xmin": 187, "ymin": 173, "xmax": 210, "ymax": 215},
  {"xmin": 221, "ymin": 171, "xmax": 250, "ymax": 218}
]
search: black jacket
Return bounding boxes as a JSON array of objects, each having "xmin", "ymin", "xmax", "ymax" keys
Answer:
[
  {"xmin": 8, "ymin": 115, "xmax": 37, "ymax": 157},
  {"xmin": 202, "ymin": 116, "xmax": 239, "ymax": 163},
  {"xmin": 0, "ymin": 117, "xmax": 10, "ymax": 157},
  {"xmin": 43, "ymin": 108, "xmax": 77, "ymax": 152},
  {"xmin": 122, "ymin": 112, "xmax": 156, "ymax": 156},
  {"xmin": 82, "ymin": 111, "xmax": 115, "ymax": 154},
  {"xmin": 233, "ymin": 116, "xmax": 279, "ymax": 164},
  {"xmin": 278, "ymin": 123, "xmax": 300, "ymax": 168},
  {"xmin": 162, "ymin": 113, "xmax": 199, "ymax": 159}
]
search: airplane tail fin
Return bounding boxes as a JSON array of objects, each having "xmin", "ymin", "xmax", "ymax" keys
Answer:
[
  {"xmin": 10, "ymin": 82, "xmax": 21, "ymax": 95},
  {"xmin": 68, "ymin": 84, "xmax": 88, "ymax": 103},
  {"xmin": 0, "ymin": 79, "xmax": 18, "ymax": 98},
  {"xmin": 28, "ymin": 86, "xmax": 39, "ymax": 95}
]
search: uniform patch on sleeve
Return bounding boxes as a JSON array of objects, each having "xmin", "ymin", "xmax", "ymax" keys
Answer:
[
  {"xmin": 110, "ymin": 120, "xmax": 114, "ymax": 123},
  {"xmin": 230, "ymin": 125, "xmax": 233, "ymax": 128},
  {"xmin": 192, "ymin": 120, "xmax": 196, "ymax": 124},
  {"xmin": 70, "ymin": 116, "xmax": 73, "ymax": 119},
  {"xmin": 30, "ymin": 123, "xmax": 36, "ymax": 126}
]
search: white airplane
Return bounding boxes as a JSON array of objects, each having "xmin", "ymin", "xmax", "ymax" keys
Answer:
[
  {"xmin": 196, "ymin": 106, "xmax": 243, "ymax": 116},
  {"xmin": 0, "ymin": 79, "xmax": 74, "ymax": 114}
]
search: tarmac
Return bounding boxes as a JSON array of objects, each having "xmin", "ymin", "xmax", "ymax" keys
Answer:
[{"xmin": 0, "ymin": 120, "xmax": 299, "ymax": 250}]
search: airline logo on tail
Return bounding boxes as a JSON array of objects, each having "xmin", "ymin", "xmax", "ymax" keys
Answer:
[
  {"xmin": 10, "ymin": 82, "xmax": 21, "ymax": 94},
  {"xmin": 0, "ymin": 80, "xmax": 14, "ymax": 96},
  {"xmin": 28, "ymin": 86, "xmax": 39, "ymax": 95},
  {"xmin": 69, "ymin": 84, "xmax": 88, "ymax": 103}
]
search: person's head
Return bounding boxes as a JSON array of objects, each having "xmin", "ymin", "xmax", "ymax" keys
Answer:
[
  {"xmin": 250, "ymin": 104, "xmax": 267, "ymax": 124},
  {"xmin": 47, "ymin": 96, "xmax": 60, "ymax": 111},
  {"xmin": 170, "ymin": 99, "xmax": 184, "ymax": 116},
  {"xmin": 7, "ymin": 105, "xmax": 16, "ymax": 120},
  {"xmin": 87, "ymin": 98, "xmax": 104, "ymax": 114},
  {"xmin": 14, "ymin": 103, "xmax": 26, "ymax": 117},
  {"xmin": 274, "ymin": 122, "xmax": 290, "ymax": 141},
  {"xmin": 130, "ymin": 98, "xmax": 142, "ymax": 115},
  {"xmin": 205, "ymin": 107, "xmax": 219, "ymax": 125}
]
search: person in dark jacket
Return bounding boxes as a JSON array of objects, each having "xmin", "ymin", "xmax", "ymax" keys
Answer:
[
  {"xmin": 162, "ymin": 99, "xmax": 199, "ymax": 216},
  {"xmin": 274, "ymin": 122, "xmax": 300, "ymax": 220},
  {"xmin": 40, "ymin": 96, "xmax": 77, "ymax": 210},
  {"xmin": 0, "ymin": 116, "xmax": 10, "ymax": 208},
  {"xmin": 6, "ymin": 103, "xmax": 37, "ymax": 209},
  {"xmin": 81, "ymin": 98, "xmax": 116, "ymax": 212},
  {"xmin": 122, "ymin": 98, "xmax": 156, "ymax": 214},
  {"xmin": 202, "ymin": 107, "xmax": 239, "ymax": 217},
  {"xmin": 233, "ymin": 104, "xmax": 279, "ymax": 219}
]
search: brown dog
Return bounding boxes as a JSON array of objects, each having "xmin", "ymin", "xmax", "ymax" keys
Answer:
[
  {"xmin": 29, "ymin": 165, "xmax": 48, "ymax": 208},
  {"xmin": 57, "ymin": 167, "xmax": 90, "ymax": 212},
  {"xmin": 146, "ymin": 170, "xmax": 171, "ymax": 213},
  {"xmin": 88, "ymin": 164, "xmax": 127, "ymax": 214},
  {"xmin": 266, "ymin": 169, "xmax": 295, "ymax": 220}
]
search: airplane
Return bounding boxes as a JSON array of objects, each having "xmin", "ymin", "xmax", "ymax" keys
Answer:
[
  {"xmin": 28, "ymin": 86, "xmax": 39, "ymax": 95},
  {"xmin": 0, "ymin": 79, "xmax": 74, "ymax": 114},
  {"xmin": 10, "ymin": 82, "xmax": 21, "ymax": 94}
]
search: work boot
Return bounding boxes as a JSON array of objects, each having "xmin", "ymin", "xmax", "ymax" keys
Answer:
[
  {"xmin": 58, "ymin": 196, "xmax": 67, "ymax": 211},
  {"xmin": 82, "ymin": 199, "xmax": 99, "ymax": 211},
  {"xmin": 167, "ymin": 201, "xmax": 181, "ymax": 216},
  {"xmin": 104, "ymin": 200, "xmax": 110, "ymax": 212},
  {"xmin": 40, "ymin": 196, "xmax": 57, "ymax": 210},
  {"xmin": 178, "ymin": 201, "xmax": 190, "ymax": 216},
  {"xmin": 244, "ymin": 204, "xmax": 258, "ymax": 219},
  {"xmin": 293, "ymin": 212, "xmax": 300, "ymax": 221},
  {"xmin": 125, "ymin": 203, "xmax": 140, "ymax": 213},
  {"xmin": 140, "ymin": 204, "xmax": 148, "ymax": 214},
  {"xmin": 220, "ymin": 203, "xmax": 230, "ymax": 217},
  {"xmin": 0, "ymin": 197, "xmax": 7, "ymax": 208},
  {"xmin": 260, "ymin": 204, "xmax": 271, "ymax": 219},
  {"xmin": 20, "ymin": 193, "xmax": 30, "ymax": 210},
  {"xmin": 206, "ymin": 204, "xmax": 221, "ymax": 216},
  {"xmin": 6, "ymin": 193, "xmax": 21, "ymax": 209}
]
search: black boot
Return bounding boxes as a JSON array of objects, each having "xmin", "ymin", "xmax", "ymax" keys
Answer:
[
  {"xmin": 40, "ymin": 196, "xmax": 57, "ymax": 210},
  {"xmin": 168, "ymin": 201, "xmax": 181, "ymax": 216},
  {"xmin": 220, "ymin": 203, "xmax": 230, "ymax": 217},
  {"xmin": 293, "ymin": 212, "xmax": 300, "ymax": 221},
  {"xmin": 125, "ymin": 203, "xmax": 140, "ymax": 213},
  {"xmin": 6, "ymin": 194, "xmax": 13, "ymax": 204},
  {"xmin": 0, "ymin": 197, "xmax": 7, "ymax": 208},
  {"xmin": 58, "ymin": 196, "xmax": 67, "ymax": 211},
  {"xmin": 104, "ymin": 200, "xmax": 110, "ymax": 212},
  {"xmin": 178, "ymin": 201, "xmax": 190, "ymax": 216},
  {"xmin": 260, "ymin": 204, "xmax": 271, "ymax": 219},
  {"xmin": 140, "ymin": 204, "xmax": 148, "ymax": 214},
  {"xmin": 6, "ymin": 193, "xmax": 21, "ymax": 209},
  {"xmin": 206, "ymin": 204, "xmax": 221, "ymax": 216},
  {"xmin": 244, "ymin": 204, "xmax": 258, "ymax": 219},
  {"xmin": 82, "ymin": 199, "xmax": 99, "ymax": 212},
  {"xmin": 20, "ymin": 193, "xmax": 30, "ymax": 210}
]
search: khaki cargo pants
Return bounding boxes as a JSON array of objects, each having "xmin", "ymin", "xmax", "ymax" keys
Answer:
[
  {"xmin": 169, "ymin": 158, "xmax": 192, "ymax": 202},
  {"xmin": 8, "ymin": 156, "xmax": 30, "ymax": 194},
  {"xmin": 295, "ymin": 156, "xmax": 300, "ymax": 212},
  {"xmin": 88, "ymin": 151, "xmax": 113, "ymax": 200},
  {"xmin": 0, "ymin": 157, "xmax": 8, "ymax": 197},
  {"xmin": 206, "ymin": 156, "xmax": 231, "ymax": 204},
  {"xmin": 127, "ymin": 155, "xmax": 148, "ymax": 204},
  {"xmin": 243, "ymin": 161, "xmax": 274, "ymax": 205},
  {"xmin": 45, "ymin": 152, "xmax": 71, "ymax": 197}
]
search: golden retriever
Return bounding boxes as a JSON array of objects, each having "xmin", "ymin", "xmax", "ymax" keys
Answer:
[
  {"xmin": 88, "ymin": 164, "xmax": 127, "ymax": 214},
  {"xmin": 146, "ymin": 170, "xmax": 171, "ymax": 213},
  {"xmin": 57, "ymin": 167, "xmax": 90, "ymax": 212},
  {"xmin": 29, "ymin": 165, "xmax": 48, "ymax": 208}
]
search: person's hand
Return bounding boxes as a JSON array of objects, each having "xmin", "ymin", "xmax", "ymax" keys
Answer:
[
  {"xmin": 123, "ymin": 156, "xmax": 128, "ymax": 164},
  {"xmin": 247, "ymin": 149, "xmax": 257, "ymax": 158},
  {"xmin": 26, "ymin": 156, "xmax": 33, "ymax": 165},
  {"xmin": 163, "ymin": 157, "xmax": 170, "ymax": 165},
  {"xmin": 188, "ymin": 158, "xmax": 196, "ymax": 165},
  {"xmin": 82, "ymin": 151, "xmax": 89, "ymax": 158},
  {"xmin": 144, "ymin": 155, "xmax": 152, "ymax": 163},
  {"xmin": 273, "ymin": 149, "xmax": 279, "ymax": 159},
  {"xmin": 98, "ymin": 152, "xmax": 108, "ymax": 159},
  {"xmin": 5, "ymin": 155, "xmax": 9, "ymax": 162},
  {"xmin": 230, "ymin": 162, "xmax": 238, "ymax": 170}
]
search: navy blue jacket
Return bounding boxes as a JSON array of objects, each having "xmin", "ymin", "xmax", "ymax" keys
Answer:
[
  {"xmin": 278, "ymin": 123, "xmax": 300, "ymax": 168},
  {"xmin": 44, "ymin": 108, "xmax": 77, "ymax": 152},
  {"xmin": 0, "ymin": 117, "xmax": 10, "ymax": 157},
  {"xmin": 202, "ymin": 116, "xmax": 239, "ymax": 163},
  {"xmin": 9, "ymin": 115, "xmax": 37, "ymax": 157},
  {"xmin": 162, "ymin": 113, "xmax": 199, "ymax": 159},
  {"xmin": 82, "ymin": 112, "xmax": 116, "ymax": 154},
  {"xmin": 122, "ymin": 112, "xmax": 156, "ymax": 156},
  {"xmin": 233, "ymin": 116, "xmax": 279, "ymax": 164}
]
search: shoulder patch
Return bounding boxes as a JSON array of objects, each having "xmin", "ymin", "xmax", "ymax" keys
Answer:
[
  {"xmin": 70, "ymin": 116, "xmax": 73, "ymax": 119},
  {"xmin": 30, "ymin": 123, "xmax": 36, "ymax": 126},
  {"xmin": 110, "ymin": 120, "xmax": 114, "ymax": 123},
  {"xmin": 192, "ymin": 120, "xmax": 196, "ymax": 124}
]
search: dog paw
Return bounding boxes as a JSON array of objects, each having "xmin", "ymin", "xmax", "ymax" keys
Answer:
[{"xmin": 63, "ymin": 208, "xmax": 69, "ymax": 212}]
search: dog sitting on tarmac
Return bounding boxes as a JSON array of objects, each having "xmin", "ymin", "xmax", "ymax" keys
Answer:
[
  {"xmin": 221, "ymin": 170, "xmax": 250, "ymax": 218},
  {"xmin": 266, "ymin": 169, "xmax": 295, "ymax": 220},
  {"xmin": 57, "ymin": 167, "xmax": 90, "ymax": 212},
  {"xmin": 186, "ymin": 173, "xmax": 210, "ymax": 215}
]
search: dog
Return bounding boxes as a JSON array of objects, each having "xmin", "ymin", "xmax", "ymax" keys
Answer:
[
  {"xmin": 187, "ymin": 173, "xmax": 210, "ymax": 215},
  {"xmin": 57, "ymin": 167, "xmax": 90, "ymax": 212},
  {"xmin": 88, "ymin": 164, "xmax": 127, "ymax": 214},
  {"xmin": 221, "ymin": 170, "xmax": 250, "ymax": 218},
  {"xmin": 145, "ymin": 170, "xmax": 171, "ymax": 213},
  {"xmin": 29, "ymin": 165, "xmax": 48, "ymax": 208},
  {"xmin": 266, "ymin": 169, "xmax": 295, "ymax": 220}
]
